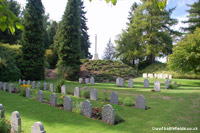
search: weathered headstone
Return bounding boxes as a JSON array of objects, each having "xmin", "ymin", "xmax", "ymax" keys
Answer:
[
  {"xmin": 26, "ymin": 88, "xmax": 31, "ymax": 98},
  {"xmin": 136, "ymin": 95, "xmax": 146, "ymax": 109},
  {"xmin": 110, "ymin": 92, "xmax": 118, "ymax": 105},
  {"xmin": 128, "ymin": 78, "xmax": 133, "ymax": 88},
  {"xmin": 74, "ymin": 87, "xmax": 80, "ymax": 97},
  {"xmin": 0, "ymin": 104, "xmax": 5, "ymax": 119},
  {"xmin": 148, "ymin": 73, "xmax": 154, "ymax": 79},
  {"xmin": 11, "ymin": 111, "xmax": 21, "ymax": 133},
  {"xmin": 90, "ymin": 77, "xmax": 94, "ymax": 85},
  {"xmin": 23, "ymin": 80, "xmax": 26, "ymax": 85},
  {"xmin": 165, "ymin": 79, "xmax": 168, "ymax": 89},
  {"xmin": 116, "ymin": 77, "xmax": 124, "ymax": 87},
  {"xmin": 85, "ymin": 78, "xmax": 89, "ymax": 84},
  {"xmin": 169, "ymin": 75, "xmax": 172, "ymax": 79},
  {"xmin": 63, "ymin": 96, "xmax": 72, "ymax": 112},
  {"xmin": 37, "ymin": 82, "xmax": 40, "ymax": 89},
  {"xmin": 154, "ymin": 81, "xmax": 161, "ymax": 91},
  {"xmin": 143, "ymin": 73, "xmax": 148, "ymax": 78},
  {"xmin": 79, "ymin": 78, "xmax": 83, "ymax": 83},
  {"xmin": 102, "ymin": 104, "xmax": 115, "ymax": 125},
  {"xmin": 38, "ymin": 90, "xmax": 43, "ymax": 102},
  {"xmin": 3, "ymin": 82, "xmax": 7, "ymax": 92},
  {"xmin": 144, "ymin": 79, "xmax": 149, "ymax": 88},
  {"xmin": 49, "ymin": 83, "xmax": 54, "ymax": 92},
  {"xmin": 31, "ymin": 122, "xmax": 46, "ymax": 133},
  {"xmin": 43, "ymin": 82, "xmax": 47, "ymax": 91},
  {"xmin": 32, "ymin": 81, "xmax": 35, "ymax": 89},
  {"xmin": 61, "ymin": 85, "xmax": 66, "ymax": 94},
  {"xmin": 19, "ymin": 79, "xmax": 21, "ymax": 84},
  {"xmin": 81, "ymin": 100, "xmax": 92, "ymax": 118},
  {"xmin": 90, "ymin": 89, "xmax": 97, "ymax": 101},
  {"xmin": 0, "ymin": 81, "xmax": 2, "ymax": 90},
  {"xmin": 9, "ymin": 84, "xmax": 14, "ymax": 93},
  {"xmin": 27, "ymin": 80, "xmax": 31, "ymax": 85},
  {"xmin": 50, "ymin": 93, "xmax": 57, "ymax": 107}
]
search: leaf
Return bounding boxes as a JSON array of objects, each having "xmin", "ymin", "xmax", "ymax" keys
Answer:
[
  {"xmin": 8, "ymin": 24, "xmax": 15, "ymax": 34},
  {"xmin": 111, "ymin": 0, "xmax": 117, "ymax": 5},
  {"xmin": 105, "ymin": 0, "xmax": 110, "ymax": 4},
  {"xmin": 15, "ymin": 22, "xmax": 24, "ymax": 31},
  {"xmin": 0, "ymin": 22, "xmax": 7, "ymax": 32}
]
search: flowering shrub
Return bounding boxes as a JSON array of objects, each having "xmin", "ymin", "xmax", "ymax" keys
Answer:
[
  {"xmin": 92, "ymin": 107, "xmax": 102, "ymax": 120},
  {"xmin": 19, "ymin": 84, "xmax": 30, "ymax": 97}
]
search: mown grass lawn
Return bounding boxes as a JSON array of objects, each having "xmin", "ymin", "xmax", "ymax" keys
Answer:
[{"xmin": 0, "ymin": 78, "xmax": 200, "ymax": 133}]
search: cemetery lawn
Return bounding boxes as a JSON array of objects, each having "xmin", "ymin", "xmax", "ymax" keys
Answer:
[{"xmin": 0, "ymin": 78, "xmax": 200, "ymax": 133}]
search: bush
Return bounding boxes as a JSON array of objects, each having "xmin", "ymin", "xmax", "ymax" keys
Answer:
[
  {"xmin": 55, "ymin": 79, "xmax": 65, "ymax": 93},
  {"xmin": 168, "ymin": 84, "xmax": 176, "ymax": 89},
  {"xmin": 0, "ymin": 119, "xmax": 11, "ymax": 133},
  {"xmin": 80, "ymin": 58, "xmax": 89, "ymax": 64},
  {"xmin": 92, "ymin": 107, "xmax": 102, "ymax": 119},
  {"xmin": 81, "ymin": 90, "xmax": 90, "ymax": 98},
  {"xmin": 123, "ymin": 97, "xmax": 134, "ymax": 106},
  {"xmin": 72, "ymin": 100, "xmax": 82, "ymax": 113},
  {"xmin": 115, "ymin": 113, "xmax": 124, "ymax": 124}
]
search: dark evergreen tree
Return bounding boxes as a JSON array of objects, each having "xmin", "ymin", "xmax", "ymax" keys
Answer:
[
  {"xmin": 21, "ymin": 0, "xmax": 45, "ymax": 80},
  {"xmin": 55, "ymin": 0, "xmax": 81, "ymax": 80},
  {"xmin": 48, "ymin": 21, "xmax": 58, "ymax": 46},
  {"xmin": 182, "ymin": 0, "xmax": 200, "ymax": 33}
]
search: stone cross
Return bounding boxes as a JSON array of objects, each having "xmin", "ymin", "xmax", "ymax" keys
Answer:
[
  {"xmin": 23, "ymin": 80, "xmax": 26, "ymax": 85},
  {"xmin": 43, "ymin": 82, "xmax": 47, "ymax": 91},
  {"xmin": 9, "ymin": 84, "xmax": 14, "ymax": 93},
  {"xmin": 85, "ymin": 78, "xmax": 89, "ymax": 84},
  {"xmin": 37, "ymin": 82, "xmax": 40, "ymax": 89},
  {"xmin": 38, "ymin": 90, "xmax": 43, "ymax": 102},
  {"xmin": 128, "ymin": 78, "xmax": 133, "ymax": 88},
  {"xmin": 165, "ymin": 79, "xmax": 168, "ymax": 89},
  {"xmin": 0, "ymin": 81, "xmax": 2, "ymax": 90},
  {"xmin": 61, "ymin": 85, "xmax": 66, "ymax": 94},
  {"xmin": 26, "ymin": 88, "xmax": 31, "ymax": 98},
  {"xmin": 63, "ymin": 96, "xmax": 72, "ymax": 112},
  {"xmin": 79, "ymin": 78, "xmax": 83, "ymax": 83},
  {"xmin": 81, "ymin": 100, "xmax": 92, "ymax": 118},
  {"xmin": 102, "ymin": 104, "xmax": 115, "ymax": 125},
  {"xmin": 154, "ymin": 81, "xmax": 161, "ymax": 91},
  {"xmin": 144, "ymin": 79, "xmax": 149, "ymax": 88},
  {"xmin": 50, "ymin": 93, "xmax": 57, "ymax": 107},
  {"xmin": 11, "ymin": 111, "xmax": 21, "ymax": 133},
  {"xmin": 49, "ymin": 83, "xmax": 54, "ymax": 92},
  {"xmin": 143, "ymin": 73, "xmax": 147, "ymax": 78},
  {"xmin": 90, "ymin": 89, "xmax": 97, "ymax": 101},
  {"xmin": 31, "ymin": 122, "xmax": 46, "ymax": 133},
  {"xmin": 90, "ymin": 77, "xmax": 94, "ymax": 85},
  {"xmin": 0, "ymin": 104, "xmax": 5, "ymax": 119},
  {"xmin": 3, "ymin": 82, "xmax": 7, "ymax": 92},
  {"xmin": 74, "ymin": 87, "xmax": 80, "ymax": 97},
  {"xmin": 136, "ymin": 95, "xmax": 146, "ymax": 109},
  {"xmin": 110, "ymin": 92, "xmax": 118, "ymax": 105},
  {"xmin": 32, "ymin": 81, "xmax": 35, "ymax": 89},
  {"xmin": 19, "ymin": 79, "xmax": 21, "ymax": 84}
]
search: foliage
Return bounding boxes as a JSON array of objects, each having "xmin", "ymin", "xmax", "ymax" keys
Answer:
[
  {"xmin": 55, "ymin": 0, "xmax": 81, "ymax": 80},
  {"xmin": 92, "ymin": 107, "xmax": 102, "ymax": 120},
  {"xmin": 21, "ymin": 0, "xmax": 45, "ymax": 80},
  {"xmin": 123, "ymin": 97, "xmax": 134, "ymax": 106},
  {"xmin": 0, "ymin": 119, "xmax": 11, "ymax": 133},
  {"xmin": 168, "ymin": 84, "xmax": 176, "ymax": 89},
  {"xmin": 182, "ymin": 1, "xmax": 200, "ymax": 33},
  {"xmin": 45, "ymin": 49, "xmax": 55, "ymax": 69},
  {"xmin": 55, "ymin": 79, "xmax": 65, "ymax": 93},
  {"xmin": 168, "ymin": 28, "xmax": 200, "ymax": 74},
  {"xmin": 72, "ymin": 100, "xmax": 82, "ymax": 114},
  {"xmin": 81, "ymin": 89, "xmax": 90, "ymax": 98},
  {"xmin": 115, "ymin": 113, "xmax": 124, "ymax": 124},
  {"xmin": 102, "ymin": 39, "xmax": 116, "ymax": 60},
  {"xmin": 103, "ymin": 90, "xmax": 109, "ymax": 101}
]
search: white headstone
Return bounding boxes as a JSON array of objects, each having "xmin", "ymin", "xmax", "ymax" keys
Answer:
[
  {"xmin": 19, "ymin": 79, "xmax": 21, "ymax": 84},
  {"xmin": 169, "ymin": 75, "xmax": 172, "ymax": 79},
  {"xmin": 11, "ymin": 111, "xmax": 21, "ymax": 133},
  {"xmin": 3, "ymin": 82, "xmax": 7, "ymax": 92},
  {"xmin": 32, "ymin": 81, "xmax": 35, "ymax": 89},
  {"xmin": 136, "ymin": 95, "xmax": 146, "ymax": 110},
  {"xmin": 74, "ymin": 87, "xmax": 80, "ymax": 97},
  {"xmin": 90, "ymin": 89, "xmax": 97, "ymax": 101},
  {"xmin": 31, "ymin": 122, "xmax": 46, "ymax": 133},
  {"xmin": 9, "ymin": 84, "xmax": 14, "ymax": 93},
  {"xmin": 128, "ymin": 78, "xmax": 133, "ymax": 88},
  {"xmin": 49, "ymin": 83, "xmax": 54, "ymax": 92},
  {"xmin": 79, "ymin": 78, "xmax": 83, "ymax": 83},
  {"xmin": 61, "ymin": 85, "xmax": 66, "ymax": 94},
  {"xmin": 27, "ymin": 80, "xmax": 31, "ymax": 85},
  {"xmin": 26, "ymin": 88, "xmax": 31, "ymax": 98},
  {"xmin": 148, "ymin": 73, "xmax": 154, "ymax": 79},
  {"xmin": 143, "ymin": 73, "xmax": 148, "ymax": 78},
  {"xmin": 23, "ymin": 80, "xmax": 26, "ymax": 85},
  {"xmin": 90, "ymin": 77, "xmax": 94, "ymax": 85},
  {"xmin": 154, "ymin": 81, "xmax": 161, "ymax": 91},
  {"xmin": 116, "ymin": 77, "xmax": 124, "ymax": 87},
  {"xmin": 85, "ymin": 78, "xmax": 89, "ymax": 84},
  {"xmin": 43, "ymin": 83, "xmax": 47, "ymax": 91}
]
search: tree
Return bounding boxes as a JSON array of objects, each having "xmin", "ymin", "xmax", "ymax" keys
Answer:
[
  {"xmin": 102, "ymin": 39, "xmax": 115, "ymax": 60},
  {"xmin": 182, "ymin": 0, "xmax": 200, "ymax": 33},
  {"xmin": 168, "ymin": 28, "xmax": 200, "ymax": 74},
  {"xmin": 78, "ymin": 0, "xmax": 92, "ymax": 59},
  {"xmin": 55, "ymin": 0, "xmax": 81, "ymax": 80},
  {"xmin": 21, "ymin": 0, "xmax": 45, "ymax": 80}
]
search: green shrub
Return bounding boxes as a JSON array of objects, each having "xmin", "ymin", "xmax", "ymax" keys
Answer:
[
  {"xmin": 123, "ymin": 97, "xmax": 135, "ymax": 106},
  {"xmin": 115, "ymin": 113, "xmax": 124, "ymax": 124},
  {"xmin": 80, "ymin": 58, "xmax": 89, "ymax": 64},
  {"xmin": 81, "ymin": 90, "xmax": 90, "ymax": 98},
  {"xmin": 55, "ymin": 79, "xmax": 65, "ymax": 93},
  {"xmin": 72, "ymin": 100, "xmax": 82, "ymax": 113},
  {"xmin": 0, "ymin": 119, "xmax": 11, "ymax": 133}
]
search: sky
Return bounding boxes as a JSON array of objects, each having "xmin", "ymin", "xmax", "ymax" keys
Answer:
[{"xmin": 16, "ymin": 0, "xmax": 198, "ymax": 61}]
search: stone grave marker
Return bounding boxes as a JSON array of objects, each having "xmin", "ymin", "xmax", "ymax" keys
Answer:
[
  {"xmin": 102, "ymin": 104, "xmax": 115, "ymax": 125},
  {"xmin": 26, "ymin": 88, "xmax": 31, "ymax": 98},
  {"xmin": 50, "ymin": 83, "xmax": 54, "ymax": 92},
  {"xmin": 154, "ymin": 74, "xmax": 157, "ymax": 79},
  {"xmin": 81, "ymin": 100, "xmax": 92, "ymax": 118},
  {"xmin": 43, "ymin": 82, "xmax": 47, "ymax": 91},
  {"xmin": 165, "ymin": 79, "xmax": 168, "ymax": 89},
  {"xmin": 79, "ymin": 78, "xmax": 83, "ymax": 83},
  {"xmin": 143, "ymin": 73, "xmax": 147, "ymax": 78},
  {"xmin": 31, "ymin": 122, "xmax": 46, "ymax": 133},
  {"xmin": 90, "ymin": 77, "xmax": 94, "ymax": 85},
  {"xmin": 50, "ymin": 93, "xmax": 57, "ymax": 107},
  {"xmin": 0, "ymin": 81, "xmax": 2, "ymax": 90},
  {"xmin": 110, "ymin": 92, "xmax": 118, "ymax": 105},
  {"xmin": 32, "ymin": 81, "xmax": 35, "ymax": 89},
  {"xmin": 169, "ymin": 79, "xmax": 171, "ymax": 84},
  {"xmin": 27, "ymin": 80, "xmax": 31, "ymax": 85},
  {"xmin": 144, "ymin": 79, "xmax": 149, "ymax": 88},
  {"xmin": 3, "ymin": 82, "xmax": 7, "ymax": 92},
  {"xmin": 63, "ymin": 96, "xmax": 72, "ymax": 112},
  {"xmin": 9, "ymin": 84, "xmax": 14, "ymax": 93},
  {"xmin": 128, "ymin": 78, "xmax": 133, "ymax": 88},
  {"xmin": 0, "ymin": 104, "xmax": 5, "ymax": 119},
  {"xmin": 85, "ymin": 78, "xmax": 89, "ymax": 84},
  {"xmin": 74, "ymin": 87, "xmax": 80, "ymax": 97},
  {"xmin": 37, "ymin": 82, "xmax": 40, "ymax": 89},
  {"xmin": 19, "ymin": 79, "xmax": 21, "ymax": 84},
  {"xmin": 116, "ymin": 77, "xmax": 124, "ymax": 87},
  {"xmin": 163, "ymin": 74, "xmax": 168, "ymax": 79},
  {"xmin": 154, "ymin": 81, "xmax": 161, "ymax": 91},
  {"xmin": 148, "ymin": 73, "xmax": 154, "ymax": 79},
  {"xmin": 136, "ymin": 95, "xmax": 146, "ymax": 110},
  {"xmin": 90, "ymin": 89, "xmax": 97, "ymax": 101},
  {"xmin": 38, "ymin": 90, "xmax": 43, "ymax": 102},
  {"xmin": 23, "ymin": 80, "xmax": 26, "ymax": 85},
  {"xmin": 169, "ymin": 75, "xmax": 172, "ymax": 79},
  {"xmin": 61, "ymin": 85, "xmax": 66, "ymax": 94},
  {"xmin": 11, "ymin": 111, "xmax": 21, "ymax": 133}
]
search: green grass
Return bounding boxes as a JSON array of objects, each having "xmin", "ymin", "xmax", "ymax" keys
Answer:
[{"xmin": 0, "ymin": 78, "xmax": 200, "ymax": 133}]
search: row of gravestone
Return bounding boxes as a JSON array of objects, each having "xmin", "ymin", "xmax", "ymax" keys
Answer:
[
  {"xmin": 143, "ymin": 73, "xmax": 172, "ymax": 79},
  {"xmin": 0, "ymin": 82, "xmax": 15, "ymax": 92},
  {"xmin": 0, "ymin": 104, "xmax": 46, "ymax": 133},
  {"xmin": 79, "ymin": 77, "xmax": 94, "ymax": 85},
  {"xmin": 143, "ymin": 79, "xmax": 172, "ymax": 91},
  {"xmin": 116, "ymin": 77, "xmax": 134, "ymax": 87}
]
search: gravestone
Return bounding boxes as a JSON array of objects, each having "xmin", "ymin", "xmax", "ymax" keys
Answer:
[
  {"xmin": 23, "ymin": 80, "xmax": 26, "ymax": 85},
  {"xmin": 169, "ymin": 79, "xmax": 171, "ymax": 84},
  {"xmin": 0, "ymin": 81, "xmax": 2, "ymax": 90},
  {"xmin": 19, "ymin": 79, "xmax": 21, "ymax": 84},
  {"xmin": 63, "ymin": 96, "xmax": 72, "ymax": 112},
  {"xmin": 37, "ymin": 82, "xmax": 40, "ymax": 89},
  {"xmin": 11, "ymin": 111, "xmax": 21, "ymax": 133},
  {"xmin": 169, "ymin": 75, "xmax": 172, "ymax": 79},
  {"xmin": 9, "ymin": 84, "xmax": 14, "ymax": 93},
  {"xmin": 102, "ymin": 104, "xmax": 115, "ymax": 125},
  {"xmin": 85, "ymin": 78, "xmax": 89, "ymax": 84},
  {"xmin": 165, "ymin": 79, "xmax": 168, "ymax": 89},
  {"xmin": 61, "ymin": 85, "xmax": 66, "ymax": 94},
  {"xmin": 148, "ymin": 73, "xmax": 154, "ymax": 79},
  {"xmin": 79, "ymin": 78, "xmax": 83, "ymax": 83},
  {"xmin": 116, "ymin": 77, "xmax": 124, "ymax": 87},
  {"xmin": 31, "ymin": 122, "xmax": 46, "ymax": 133},
  {"xmin": 50, "ymin": 93, "xmax": 57, "ymax": 107},
  {"xmin": 128, "ymin": 78, "xmax": 133, "ymax": 88},
  {"xmin": 0, "ymin": 104, "xmax": 5, "ymax": 119},
  {"xmin": 32, "ymin": 81, "xmax": 35, "ymax": 89},
  {"xmin": 144, "ymin": 79, "xmax": 149, "ymax": 88},
  {"xmin": 74, "ymin": 87, "xmax": 80, "ymax": 97},
  {"xmin": 136, "ymin": 95, "xmax": 146, "ymax": 110},
  {"xmin": 27, "ymin": 80, "xmax": 31, "ymax": 85},
  {"xmin": 81, "ymin": 100, "xmax": 92, "ymax": 118},
  {"xmin": 43, "ymin": 82, "xmax": 47, "ymax": 91},
  {"xmin": 154, "ymin": 74, "xmax": 157, "ymax": 79},
  {"xmin": 50, "ymin": 83, "xmax": 54, "ymax": 92},
  {"xmin": 26, "ymin": 88, "xmax": 31, "ymax": 98},
  {"xmin": 143, "ymin": 73, "xmax": 147, "ymax": 78},
  {"xmin": 90, "ymin": 89, "xmax": 97, "ymax": 101},
  {"xmin": 38, "ymin": 90, "xmax": 43, "ymax": 102},
  {"xmin": 157, "ymin": 74, "xmax": 162, "ymax": 79},
  {"xmin": 110, "ymin": 92, "xmax": 118, "ymax": 105},
  {"xmin": 90, "ymin": 77, "xmax": 94, "ymax": 85},
  {"xmin": 154, "ymin": 81, "xmax": 161, "ymax": 91},
  {"xmin": 3, "ymin": 82, "xmax": 7, "ymax": 92},
  {"xmin": 163, "ymin": 74, "xmax": 168, "ymax": 79}
]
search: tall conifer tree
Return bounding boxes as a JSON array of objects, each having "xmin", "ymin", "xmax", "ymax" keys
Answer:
[{"xmin": 21, "ymin": 0, "xmax": 45, "ymax": 80}]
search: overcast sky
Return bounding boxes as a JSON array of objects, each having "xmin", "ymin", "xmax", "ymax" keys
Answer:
[{"xmin": 16, "ymin": 0, "xmax": 198, "ymax": 61}]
